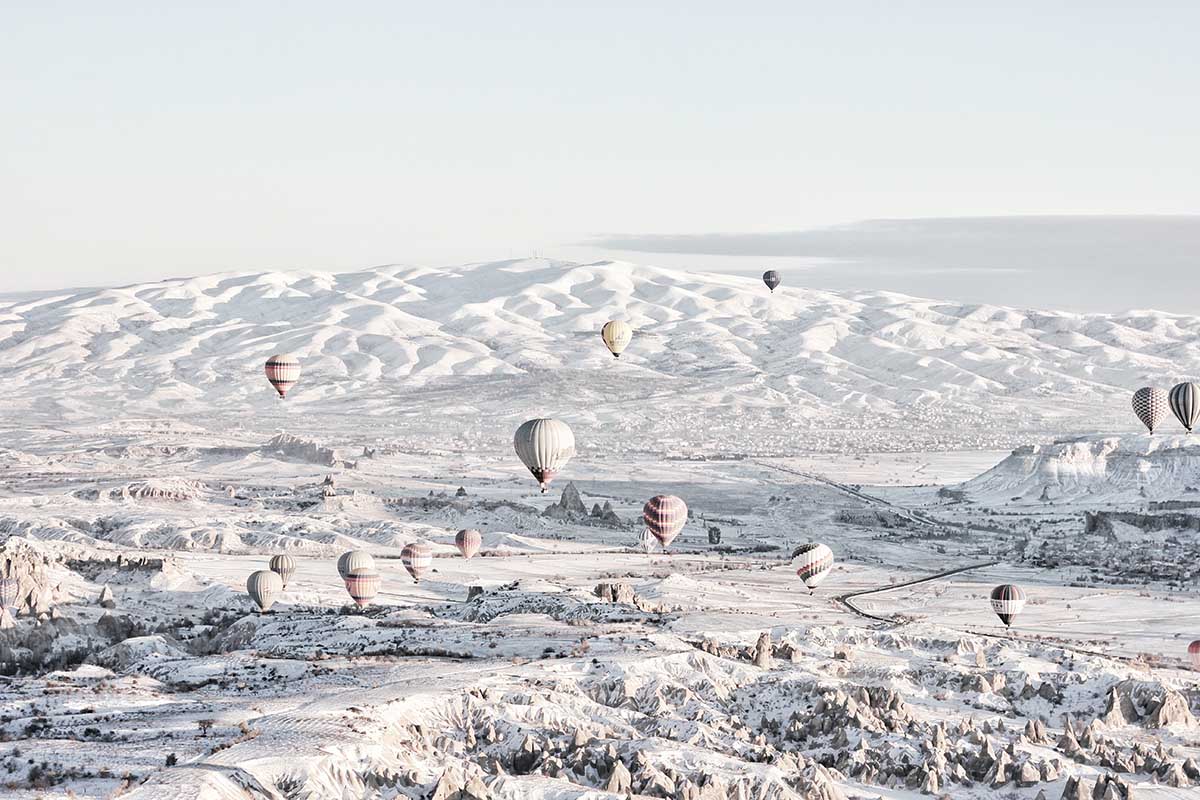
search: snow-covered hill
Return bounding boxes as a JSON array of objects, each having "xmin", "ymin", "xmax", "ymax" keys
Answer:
[
  {"xmin": 957, "ymin": 434, "xmax": 1200, "ymax": 505},
  {"xmin": 2, "ymin": 258, "xmax": 1197, "ymax": 453}
]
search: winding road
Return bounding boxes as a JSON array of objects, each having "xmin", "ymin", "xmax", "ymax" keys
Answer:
[{"xmin": 836, "ymin": 560, "xmax": 1001, "ymax": 623}]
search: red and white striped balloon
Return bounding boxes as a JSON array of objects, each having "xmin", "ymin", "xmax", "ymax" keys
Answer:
[
  {"xmin": 402, "ymin": 542, "xmax": 433, "ymax": 583},
  {"xmin": 345, "ymin": 568, "xmax": 380, "ymax": 608},
  {"xmin": 264, "ymin": 354, "xmax": 301, "ymax": 399},
  {"xmin": 455, "ymin": 529, "xmax": 481, "ymax": 560},
  {"xmin": 792, "ymin": 543, "xmax": 834, "ymax": 592},
  {"xmin": 643, "ymin": 495, "xmax": 687, "ymax": 549}
]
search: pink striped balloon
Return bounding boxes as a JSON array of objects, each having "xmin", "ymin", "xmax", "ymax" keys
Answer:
[
  {"xmin": 264, "ymin": 354, "xmax": 301, "ymax": 399},
  {"xmin": 455, "ymin": 529, "xmax": 481, "ymax": 560},
  {"xmin": 643, "ymin": 495, "xmax": 688, "ymax": 548},
  {"xmin": 401, "ymin": 542, "xmax": 433, "ymax": 583},
  {"xmin": 344, "ymin": 568, "xmax": 380, "ymax": 608}
]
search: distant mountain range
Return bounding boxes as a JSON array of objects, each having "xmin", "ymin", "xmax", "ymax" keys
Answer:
[{"xmin": 1, "ymin": 258, "xmax": 1197, "ymax": 454}]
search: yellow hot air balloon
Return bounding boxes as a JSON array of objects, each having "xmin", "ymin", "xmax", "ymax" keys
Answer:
[{"xmin": 600, "ymin": 320, "xmax": 633, "ymax": 358}]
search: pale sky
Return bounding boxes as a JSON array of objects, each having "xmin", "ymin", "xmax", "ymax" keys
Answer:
[{"xmin": 3, "ymin": 2, "xmax": 1199, "ymax": 309}]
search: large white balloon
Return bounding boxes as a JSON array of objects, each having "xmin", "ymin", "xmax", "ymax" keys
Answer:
[
  {"xmin": 337, "ymin": 550, "xmax": 375, "ymax": 580},
  {"xmin": 513, "ymin": 418, "xmax": 576, "ymax": 493}
]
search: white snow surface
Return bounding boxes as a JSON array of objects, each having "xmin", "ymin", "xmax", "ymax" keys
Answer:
[
  {"xmin": 4, "ymin": 260, "xmax": 1200, "ymax": 800},
  {"xmin": 3, "ymin": 258, "xmax": 1198, "ymax": 452}
]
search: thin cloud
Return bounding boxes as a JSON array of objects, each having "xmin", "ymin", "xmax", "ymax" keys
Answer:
[{"xmin": 586, "ymin": 216, "xmax": 1200, "ymax": 313}]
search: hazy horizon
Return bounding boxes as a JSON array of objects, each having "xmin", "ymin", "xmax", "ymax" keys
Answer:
[{"xmin": 4, "ymin": 3, "xmax": 1199, "ymax": 310}]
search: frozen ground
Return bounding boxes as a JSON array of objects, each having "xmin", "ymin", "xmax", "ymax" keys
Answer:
[{"xmin": 2, "ymin": 261, "xmax": 1200, "ymax": 799}]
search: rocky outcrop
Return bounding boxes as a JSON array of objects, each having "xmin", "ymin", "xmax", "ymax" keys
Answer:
[
  {"xmin": 118, "ymin": 479, "xmax": 208, "ymax": 502},
  {"xmin": 589, "ymin": 501, "xmax": 621, "ymax": 525},
  {"xmin": 263, "ymin": 433, "xmax": 353, "ymax": 469},
  {"xmin": 542, "ymin": 483, "xmax": 623, "ymax": 526},
  {"xmin": 1102, "ymin": 679, "xmax": 1197, "ymax": 729},
  {"xmin": 543, "ymin": 482, "xmax": 587, "ymax": 518},
  {"xmin": 753, "ymin": 632, "xmax": 772, "ymax": 668},
  {"xmin": 0, "ymin": 537, "xmax": 60, "ymax": 615}
]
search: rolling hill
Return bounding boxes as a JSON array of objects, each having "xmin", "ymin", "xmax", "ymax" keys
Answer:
[{"xmin": 2, "ymin": 258, "xmax": 1197, "ymax": 454}]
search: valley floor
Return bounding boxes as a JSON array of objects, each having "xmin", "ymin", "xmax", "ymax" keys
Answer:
[{"xmin": 2, "ymin": 421, "xmax": 1199, "ymax": 799}]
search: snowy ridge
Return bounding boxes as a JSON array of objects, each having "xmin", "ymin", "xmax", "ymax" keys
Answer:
[
  {"xmin": 2, "ymin": 258, "xmax": 1199, "ymax": 453},
  {"xmin": 957, "ymin": 433, "xmax": 1200, "ymax": 504}
]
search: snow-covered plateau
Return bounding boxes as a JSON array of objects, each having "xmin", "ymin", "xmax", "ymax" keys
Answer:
[{"xmin": 2, "ymin": 259, "xmax": 1200, "ymax": 800}]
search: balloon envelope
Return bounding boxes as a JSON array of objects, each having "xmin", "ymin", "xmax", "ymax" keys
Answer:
[
  {"xmin": 247, "ymin": 570, "xmax": 283, "ymax": 612},
  {"xmin": 1169, "ymin": 382, "xmax": 1200, "ymax": 432},
  {"xmin": 1189, "ymin": 640, "xmax": 1200, "ymax": 670},
  {"xmin": 345, "ymin": 568, "xmax": 380, "ymax": 608},
  {"xmin": 990, "ymin": 584, "xmax": 1027, "ymax": 627},
  {"xmin": 792, "ymin": 543, "xmax": 834, "ymax": 591},
  {"xmin": 269, "ymin": 554, "xmax": 296, "ymax": 587},
  {"xmin": 1132, "ymin": 387, "xmax": 1169, "ymax": 434},
  {"xmin": 455, "ymin": 529, "xmax": 482, "ymax": 559},
  {"xmin": 643, "ymin": 495, "xmax": 687, "ymax": 548},
  {"xmin": 513, "ymin": 418, "xmax": 575, "ymax": 492},
  {"xmin": 600, "ymin": 320, "xmax": 633, "ymax": 358},
  {"xmin": 264, "ymin": 354, "xmax": 301, "ymax": 399},
  {"xmin": 0, "ymin": 578, "xmax": 18, "ymax": 611},
  {"xmin": 337, "ymin": 550, "xmax": 375, "ymax": 580},
  {"xmin": 402, "ymin": 542, "xmax": 433, "ymax": 583},
  {"xmin": 762, "ymin": 271, "xmax": 781, "ymax": 292}
]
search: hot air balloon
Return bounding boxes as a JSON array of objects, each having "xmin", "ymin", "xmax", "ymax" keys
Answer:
[
  {"xmin": 455, "ymin": 529, "xmax": 481, "ymax": 559},
  {"xmin": 402, "ymin": 542, "xmax": 433, "ymax": 583},
  {"xmin": 643, "ymin": 495, "xmax": 687, "ymax": 549},
  {"xmin": 0, "ymin": 578, "xmax": 18, "ymax": 612},
  {"xmin": 792, "ymin": 543, "xmax": 834, "ymax": 593},
  {"xmin": 990, "ymin": 584, "xmax": 1026, "ymax": 627},
  {"xmin": 345, "ymin": 568, "xmax": 380, "ymax": 608},
  {"xmin": 762, "ymin": 271, "xmax": 781, "ymax": 293},
  {"xmin": 1169, "ymin": 382, "xmax": 1200, "ymax": 433},
  {"xmin": 1189, "ymin": 640, "xmax": 1200, "ymax": 670},
  {"xmin": 513, "ymin": 418, "xmax": 575, "ymax": 493},
  {"xmin": 247, "ymin": 570, "xmax": 283, "ymax": 613},
  {"xmin": 337, "ymin": 550, "xmax": 375, "ymax": 581},
  {"xmin": 269, "ymin": 554, "xmax": 296, "ymax": 588},
  {"xmin": 1133, "ymin": 387, "xmax": 1169, "ymax": 434},
  {"xmin": 265, "ymin": 353, "xmax": 301, "ymax": 399},
  {"xmin": 600, "ymin": 320, "xmax": 633, "ymax": 358}
]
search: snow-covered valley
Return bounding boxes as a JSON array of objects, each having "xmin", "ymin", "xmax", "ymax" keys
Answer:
[{"xmin": 3, "ymin": 260, "xmax": 1200, "ymax": 799}]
